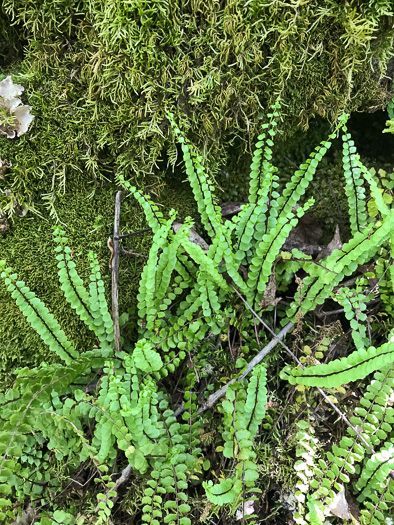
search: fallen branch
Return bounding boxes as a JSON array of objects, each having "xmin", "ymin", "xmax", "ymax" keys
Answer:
[
  {"xmin": 196, "ymin": 321, "xmax": 294, "ymax": 415},
  {"xmin": 111, "ymin": 191, "xmax": 122, "ymax": 353},
  {"xmin": 231, "ymin": 285, "xmax": 375, "ymax": 454}
]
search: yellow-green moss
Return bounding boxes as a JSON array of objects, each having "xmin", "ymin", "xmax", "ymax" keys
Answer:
[
  {"xmin": 0, "ymin": 0, "xmax": 393, "ymax": 203},
  {"xmin": 0, "ymin": 171, "xmax": 197, "ymax": 382}
]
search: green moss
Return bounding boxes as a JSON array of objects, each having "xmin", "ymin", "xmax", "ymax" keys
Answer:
[
  {"xmin": 0, "ymin": 172, "xmax": 197, "ymax": 382},
  {"xmin": 0, "ymin": 0, "xmax": 393, "ymax": 203}
]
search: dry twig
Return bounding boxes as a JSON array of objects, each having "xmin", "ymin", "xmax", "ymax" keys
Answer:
[{"xmin": 111, "ymin": 191, "xmax": 122, "ymax": 353}]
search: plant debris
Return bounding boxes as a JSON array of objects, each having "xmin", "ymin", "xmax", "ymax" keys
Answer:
[{"xmin": 0, "ymin": 158, "xmax": 11, "ymax": 179}]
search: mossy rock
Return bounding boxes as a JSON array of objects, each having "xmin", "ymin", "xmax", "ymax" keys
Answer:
[{"xmin": 0, "ymin": 0, "xmax": 393, "ymax": 202}]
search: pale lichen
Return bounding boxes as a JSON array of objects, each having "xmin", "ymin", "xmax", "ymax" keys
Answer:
[{"xmin": 0, "ymin": 76, "xmax": 34, "ymax": 139}]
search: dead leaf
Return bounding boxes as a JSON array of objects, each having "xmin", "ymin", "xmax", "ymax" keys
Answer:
[
  {"xmin": 316, "ymin": 224, "xmax": 342, "ymax": 261},
  {"xmin": 258, "ymin": 272, "xmax": 282, "ymax": 309},
  {"xmin": 326, "ymin": 486, "xmax": 352, "ymax": 520}
]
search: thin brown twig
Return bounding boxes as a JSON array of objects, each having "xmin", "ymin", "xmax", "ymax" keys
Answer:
[
  {"xmin": 115, "ymin": 227, "xmax": 151, "ymax": 239},
  {"xmin": 120, "ymin": 247, "xmax": 148, "ymax": 258}
]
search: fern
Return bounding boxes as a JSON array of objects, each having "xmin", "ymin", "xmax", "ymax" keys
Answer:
[
  {"xmin": 203, "ymin": 365, "xmax": 267, "ymax": 513},
  {"xmin": 290, "ymin": 365, "xmax": 394, "ymax": 524},
  {"xmin": 1, "ymin": 103, "xmax": 393, "ymax": 523},
  {"xmin": 0, "ymin": 259, "xmax": 78, "ymax": 364},
  {"xmin": 341, "ymin": 115, "xmax": 368, "ymax": 235}
]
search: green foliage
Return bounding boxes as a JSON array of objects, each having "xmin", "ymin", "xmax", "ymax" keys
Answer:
[
  {"xmin": 293, "ymin": 420, "xmax": 320, "ymax": 525},
  {"xmin": 293, "ymin": 365, "xmax": 394, "ymax": 525},
  {"xmin": 0, "ymin": 104, "xmax": 393, "ymax": 523},
  {"xmin": 340, "ymin": 115, "xmax": 368, "ymax": 235},
  {"xmin": 203, "ymin": 365, "xmax": 267, "ymax": 507}
]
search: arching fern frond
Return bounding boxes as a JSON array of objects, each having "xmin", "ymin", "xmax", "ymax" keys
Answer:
[
  {"xmin": 341, "ymin": 118, "xmax": 368, "ymax": 235},
  {"xmin": 118, "ymin": 175, "xmax": 165, "ymax": 232},
  {"xmin": 0, "ymin": 261, "xmax": 77, "ymax": 364},
  {"xmin": 168, "ymin": 111, "xmax": 223, "ymax": 240},
  {"xmin": 288, "ymin": 341, "xmax": 394, "ymax": 388},
  {"xmin": 248, "ymin": 101, "xmax": 281, "ymax": 205}
]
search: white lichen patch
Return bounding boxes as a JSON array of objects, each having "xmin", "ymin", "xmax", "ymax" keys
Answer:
[{"xmin": 0, "ymin": 76, "xmax": 34, "ymax": 138}]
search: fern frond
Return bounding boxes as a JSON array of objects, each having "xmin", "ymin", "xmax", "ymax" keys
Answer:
[
  {"xmin": 88, "ymin": 251, "xmax": 114, "ymax": 350},
  {"xmin": 118, "ymin": 175, "xmax": 164, "ymax": 232},
  {"xmin": 341, "ymin": 122, "xmax": 368, "ymax": 235},
  {"xmin": 248, "ymin": 101, "xmax": 281, "ymax": 204},
  {"xmin": 360, "ymin": 165, "xmax": 390, "ymax": 219},
  {"xmin": 288, "ymin": 210, "xmax": 394, "ymax": 318},
  {"xmin": 235, "ymin": 171, "xmax": 280, "ymax": 265},
  {"xmin": 293, "ymin": 420, "xmax": 320, "ymax": 525},
  {"xmin": 247, "ymin": 198, "xmax": 315, "ymax": 309},
  {"xmin": 54, "ymin": 227, "xmax": 103, "ymax": 341},
  {"xmin": 181, "ymin": 238, "xmax": 230, "ymax": 291},
  {"xmin": 333, "ymin": 287, "xmax": 369, "ymax": 350},
  {"xmin": 274, "ymin": 127, "xmax": 339, "ymax": 220},
  {"xmin": 137, "ymin": 215, "xmax": 175, "ymax": 324},
  {"xmin": 356, "ymin": 439, "xmax": 394, "ymax": 525},
  {"xmin": 168, "ymin": 112, "xmax": 223, "ymax": 240},
  {"xmin": 0, "ymin": 261, "xmax": 77, "ymax": 363},
  {"xmin": 204, "ymin": 366, "xmax": 267, "ymax": 506},
  {"xmin": 288, "ymin": 340, "xmax": 394, "ymax": 387}
]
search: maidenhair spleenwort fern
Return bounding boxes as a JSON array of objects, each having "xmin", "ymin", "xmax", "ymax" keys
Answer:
[
  {"xmin": 294, "ymin": 365, "xmax": 394, "ymax": 525},
  {"xmin": 0, "ymin": 103, "xmax": 393, "ymax": 523},
  {"xmin": 119, "ymin": 104, "xmax": 393, "ymax": 521},
  {"xmin": 203, "ymin": 364, "xmax": 267, "ymax": 517}
]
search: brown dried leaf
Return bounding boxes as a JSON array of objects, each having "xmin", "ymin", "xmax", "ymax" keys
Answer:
[
  {"xmin": 258, "ymin": 272, "xmax": 281, "ymax": 309},
  {"xmin": 316, "ymin": 224, "xmax": 342, "ymax": 261}
]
